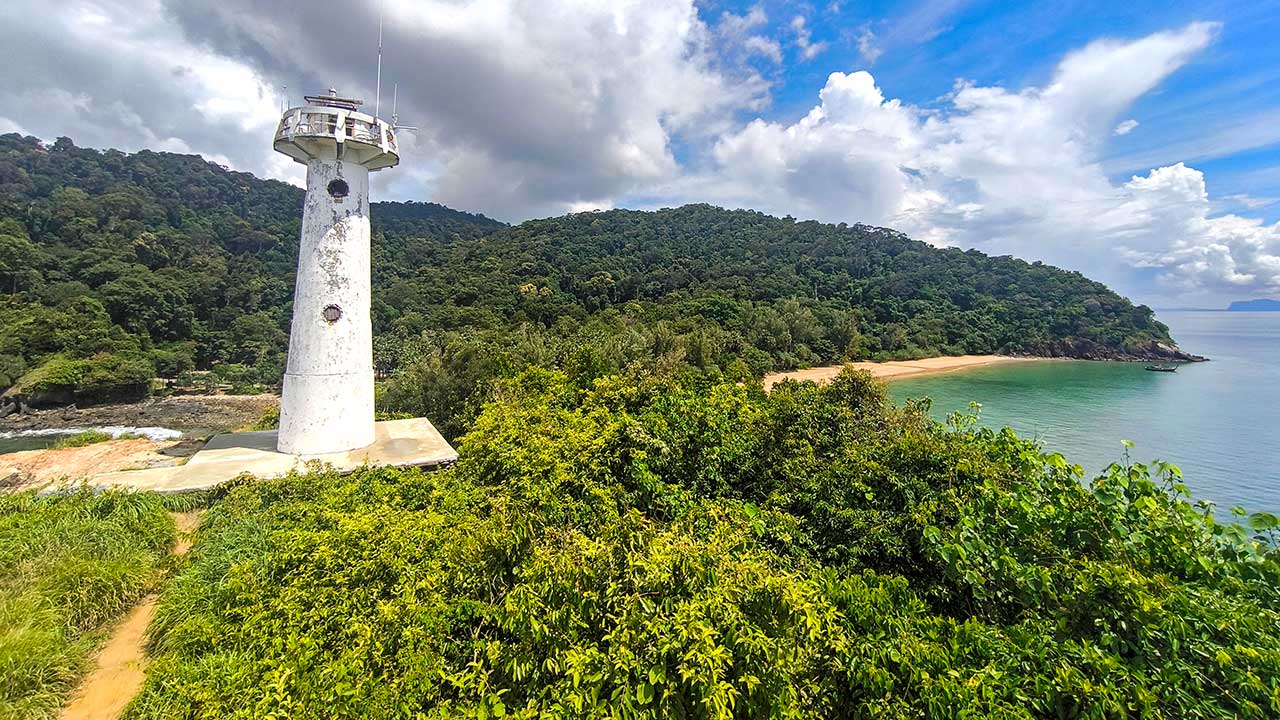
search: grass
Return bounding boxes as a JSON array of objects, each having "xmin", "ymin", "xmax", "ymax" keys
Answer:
[
  {"xmin": 49, "ymin": 430, "xmax": 144, "ymax": 449},
  {"xmin": 0, "ymin": 486, "xmax": 176, "ymax": 720}
]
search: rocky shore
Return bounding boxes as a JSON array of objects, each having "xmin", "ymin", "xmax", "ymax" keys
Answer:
[
  {"xmin": 0, "ymin": 394, "xmax": 278, "ymax": 436},
  {"xmin": 1027, "ymin": 339, "xmax": 1209, "ymax": 363}
]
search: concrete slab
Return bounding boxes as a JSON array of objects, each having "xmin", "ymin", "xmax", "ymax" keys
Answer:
[{"xmin": 88, "ymin": 418, "xmax": 456, "ymax": 492}]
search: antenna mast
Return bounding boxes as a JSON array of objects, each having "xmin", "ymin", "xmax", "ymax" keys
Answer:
[{"xmin": 375, "ymin": 0, "xmax": 384, "ymax": 118}]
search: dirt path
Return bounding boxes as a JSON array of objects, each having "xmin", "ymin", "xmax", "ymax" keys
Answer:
[{"xmin": 58, "ymin": 511, "xmax": 201, "ymax": 720}]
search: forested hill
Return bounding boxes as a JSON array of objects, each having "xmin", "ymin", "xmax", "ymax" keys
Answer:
[
  {"xmin": 0, "ymin": 134, "xmax": 501, "ymax": 404},
  {"xmin": 0, "ymin": 133, "xmax": 1191, "ymax": 415},
  {"xmin": 411, "ymin": 205, "xmax": 1187, "ymax": 362}
]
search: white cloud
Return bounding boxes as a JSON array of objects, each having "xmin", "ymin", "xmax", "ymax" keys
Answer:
[
  {"xmin": 718, "ymin": 6, "xmax": 782, "ymax": 64},
  {"xmin": 1104, "ymin": 107, "xmax": 1280, "ymax": 174},
  {"xmin": 660, "ymin": 21, "xmax": 1278, "ymax": 302},
  {"xmin": 0, "ymin": 0, "xmax": 300, "ymax": 187},
  {"xmin": 744, "ymin": 35, "xmax": 784, "ymax": 63},
  {"xmin": 791, "ymin": 16, "xmax": 829, "ymax": 61},
  {"xmin": 1114, "ymin": 165, "xmax": 1280, "ymax": 296},
  {"xmin": 857, "ymin": 26, "xmax": 883, "ymax": 63},
  {"xmin": 154, "ymin": 0, "xmax": 767, "ymax": 220},
  {"xmin": 719, "ymin": 4, "xmax": 768, "ymax": 36},
  {"xmin": 0, "ymin": 118, "xmax": 29, "ymax": 136},
  {"xmin": 1221, "ymin": 193, "xmax": 1278, "ymax": 211},
  {"xmin": 1114, "ymin": 118, "xmax": 1139, "ymax": 135},
  {"xmin": 1, "ymin": 4, "xmax": 1273, "ymax": 304}
]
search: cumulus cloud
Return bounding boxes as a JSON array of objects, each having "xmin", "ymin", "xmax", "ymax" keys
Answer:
[
  {"xmin": 1114, "ymin": 165, "xmax": 1280, "ymax": 297},
  {"xmin": 659, "ymin": 21, "xmax": 1278, "ymax": 302},
  {"xmin": 0, "ymin": 4, "xmax": 1274, "ymax": 303},
  {"xmin": 0, "ymin": 0, "xmax": 298, "ymax": 184},
  {"xmin": 158, "ymin": 0, "xmax": 767, "ymax": 220}
]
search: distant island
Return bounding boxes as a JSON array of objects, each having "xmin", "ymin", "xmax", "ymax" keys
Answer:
[{"xmin": 1227, "ymin": 298, "xmax": 1280, "ymax": 311}]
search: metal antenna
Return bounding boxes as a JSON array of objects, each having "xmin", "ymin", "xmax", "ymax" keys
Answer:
[
  {"xmin": 374, "ymin": 0, "xmax": 384, "ymax": 118},
  {"xmin": 281, "ymin": 85, "xmax": 287, "ymax": 113},
  {"xmin": 391, "ymin": 84, "xmax": 418, "ymax": 131}
]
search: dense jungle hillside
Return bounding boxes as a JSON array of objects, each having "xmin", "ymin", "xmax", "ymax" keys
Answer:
[{"xmin": 0, "ymin": 134, "xmax": 1191, "ymax": 428}]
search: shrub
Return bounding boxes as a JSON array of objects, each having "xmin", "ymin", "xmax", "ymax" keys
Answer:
[
  {"xmin": 12, "ymin": 355, "xmax": 83, "ymax": 397},
  {"xmin": 247, "ymin": 406, "xmax": 279, "ymax": 431},
  {"xmin": 149, "ymin": 345, "xmax": 195, "ymax": 379},
  {"xmin": 126, "ymin": 370, "xmax": 1280, "ymax": 719},
  {"xmin": 74, "ymin": 352, "xmax": 154, "ymax": 404},
  {"xmin": 0, "ymin": 487, "xmax": 175, "ymax": 720},
  {"xmin": 50, "ymin": 430, "xmax": 114, "ymax": 449}
]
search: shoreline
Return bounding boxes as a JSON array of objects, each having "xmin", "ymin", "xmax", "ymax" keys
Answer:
[{"xmin": 763, "ymin": 355, "xmax": 1034, "ymax": 391}]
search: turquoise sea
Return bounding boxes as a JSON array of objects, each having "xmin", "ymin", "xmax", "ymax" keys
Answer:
[{"xmin": 890, "ymin": 311, "xmax": 1280, "ymax": 514}]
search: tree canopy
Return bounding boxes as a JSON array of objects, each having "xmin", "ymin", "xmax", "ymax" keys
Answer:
[{"xmin": 0, "ymin": 133, "xmax": 1181, "ymax": 411}]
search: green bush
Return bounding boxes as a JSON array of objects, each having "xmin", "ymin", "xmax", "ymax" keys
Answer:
[
  {"xmin": 0, "ymin": 487, "xmax": 175, "ymax": 720},
  {"xmin": 126, "ymin": 369, "xmax": 1280, "ymax": 719},
  {"xmin": 150, "ymin": 345, "xmax": 195, "ymax": 379},
  {"xmin": 12, "ymin": 355, "xmax": 83, "ymax": 396},
  {"xmin": 247, "ymin": 406, "xmax": 279, "ymax": 431},
  {"xmin": 49, "ymin": 430, "xmax": 115, "ymax": 449},
  {"xmin": 9, "ymin": 351, "xmax": 154, "ymax": 405}
]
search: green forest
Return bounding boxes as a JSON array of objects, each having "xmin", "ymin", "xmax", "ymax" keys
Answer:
[{"xmin": 0, "ymin": 134, "xmax": 1189, "ymax": 431}]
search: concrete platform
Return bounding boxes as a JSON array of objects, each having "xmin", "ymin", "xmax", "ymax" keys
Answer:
[{"xmin": 88, "ymin": 418, "xmax": 457, "ymax": 492}]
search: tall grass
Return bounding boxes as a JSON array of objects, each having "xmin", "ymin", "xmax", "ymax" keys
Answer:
[{"xmin": 0, "ymin": 486, "xmax": 175, "ymax": 720}]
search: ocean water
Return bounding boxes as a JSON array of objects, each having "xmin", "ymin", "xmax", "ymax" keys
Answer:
[
  {"xmin": 889, "ymin": 311, "xmax": 1280, "ymax": 514},
  {"xmin": 0, "ymin": 426, "xmax": 183, "ymax": 455}
]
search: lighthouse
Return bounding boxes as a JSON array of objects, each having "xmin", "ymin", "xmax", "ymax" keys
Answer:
[{"xmin": 272, "ymin": 90, "xmax": 399, "ymax": 455}]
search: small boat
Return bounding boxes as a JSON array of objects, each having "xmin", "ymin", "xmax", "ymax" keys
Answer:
[{"xmin": 1145, "ymin": 364, "xmax": 1178, "ymax": 372}]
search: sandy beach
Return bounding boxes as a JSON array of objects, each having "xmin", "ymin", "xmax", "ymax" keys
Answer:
[{"xmin": 763, "ymin": 355, "xmax": 1030, "ymax": 391}]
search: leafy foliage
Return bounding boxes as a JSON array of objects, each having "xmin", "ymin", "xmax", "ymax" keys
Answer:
[
  {"xmin": 0, "ymin": 487, "xmax": 175, "ymax": 720},
  {"xmin": 49, "ymin": 430, "xmax": 115, "ymax": 449},
  {"xmin": 127, "ymin": 370, "xmax": 1279, "ymax": 719},
  {"xmin": 1, "ymin": 134, "xmax": 1179, "ymax": 414},
  {"xmin": 0, "ymin": 134, "xmax": 500, "ymax": 401}
]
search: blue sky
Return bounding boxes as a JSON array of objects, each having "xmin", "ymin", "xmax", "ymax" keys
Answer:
[
  {"xmin": 698, "ymin": 0, "xmax": 1280, "ymax": 222},
  {"xmin": 1, "ymin": 0, "xmax": 1278, "ymax": 305}
]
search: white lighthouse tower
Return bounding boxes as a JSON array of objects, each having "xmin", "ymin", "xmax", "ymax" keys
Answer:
[{"xmin": 272, "ymin": 90, "xmax": 399, "ymax": 455}]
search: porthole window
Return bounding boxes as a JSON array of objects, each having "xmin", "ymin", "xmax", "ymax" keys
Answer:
[
  {"xmin": 327, "ymin": 179, "xmax": 349, "ymax": 199},
  {"xmin": 322, "ymin": 304, "xmax": 343, "ymax": 323}
]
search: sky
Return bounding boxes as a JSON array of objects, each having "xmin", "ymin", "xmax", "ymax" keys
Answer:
[{"xmin": 1, "ymin": 0, "xmax": 1279, "ymax": 307}]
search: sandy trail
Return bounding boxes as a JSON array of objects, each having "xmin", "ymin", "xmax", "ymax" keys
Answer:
[
  {"xmin": 763, "ymin": 355, "xmax": 1030, "ymax": 391},
  {"xmin": 58, "ymin": 511, "xmax": 200, "ymax": 720}
]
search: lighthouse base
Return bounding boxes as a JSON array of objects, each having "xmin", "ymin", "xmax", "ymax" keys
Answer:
[
  {"xmin": 86, "ymin": 418, "xmax": 457, "ymax": 493},
  {"xmin": 277, "ymin": 370, "xmax": 376, "ymax": 455}
]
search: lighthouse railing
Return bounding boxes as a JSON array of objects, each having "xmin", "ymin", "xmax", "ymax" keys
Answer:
[{"xmin": 275, "ymin": 107, "xmax": 397, "ymax": 156}]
